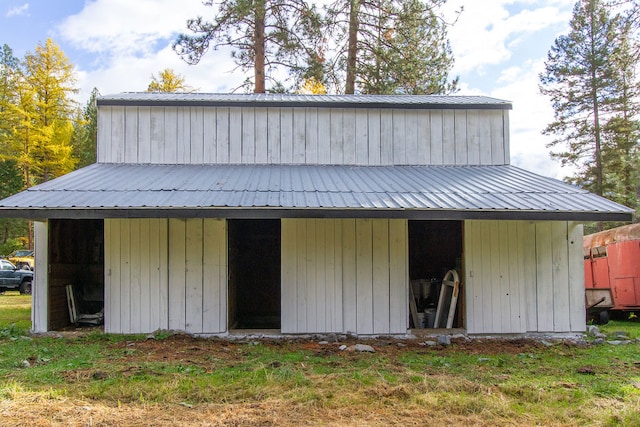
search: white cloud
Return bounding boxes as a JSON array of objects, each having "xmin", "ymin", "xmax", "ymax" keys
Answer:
[
  {"xmin": 6, "ymin": 3, "xmax": 29, "ymax": 17},
  {"xmin": 443, "ymin": 0, "xmax": 572, "ymax": 75}
]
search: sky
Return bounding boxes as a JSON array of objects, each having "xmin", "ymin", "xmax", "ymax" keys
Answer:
[{"xmin": 1, "ymin": 0, "xmax": 577, "ymax": 178}]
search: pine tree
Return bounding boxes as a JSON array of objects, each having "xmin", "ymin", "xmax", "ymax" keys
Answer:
[
  {"xmin": 174, "ymin": 0, "xmax": 323, "ymax": 93},
  {"xmin": 540, "ymin": 0, "xmax": 640, "ymax": 227},
  {"xmin": 326, "ymin": 0, "xmax": 458, "ymax": 94},
  {"xmin": 71, "ymin": 88, "xmax": 99, "ymax": 169}
]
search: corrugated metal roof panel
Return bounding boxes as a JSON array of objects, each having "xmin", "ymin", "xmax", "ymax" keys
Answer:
[
  {"xmin": 97, "ymin": 92, "xmax": 512, "ymax": 110},
  {"xmin": 0, "ymin": 163, "xmax": 632, "ymax": 221}
]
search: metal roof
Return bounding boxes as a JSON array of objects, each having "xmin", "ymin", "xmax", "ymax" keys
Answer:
[
  {"xmin": 97, "ymin": 93, "xmax": 512, "ymax": 110},
  {"xmin": 0, "ymin": 163, "xmax": 632, "ymax": 221}
]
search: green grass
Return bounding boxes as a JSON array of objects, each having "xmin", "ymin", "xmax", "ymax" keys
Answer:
[{"xmin": 1, "ymin": 295, "xmax": 639, "ymax": 425}]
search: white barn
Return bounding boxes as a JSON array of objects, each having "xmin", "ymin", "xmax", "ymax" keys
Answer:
[{"xmin": 0, "ymin": 93, "xmax": 632, "ymax": 336}]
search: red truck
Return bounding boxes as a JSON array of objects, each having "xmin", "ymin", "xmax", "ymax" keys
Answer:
[{"xmin": 584, "ymin": 223, "xmax": 640, "ymax": 323}]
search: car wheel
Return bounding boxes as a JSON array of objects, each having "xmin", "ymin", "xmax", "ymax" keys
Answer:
[{"xmin": 20, "ymin": 281, "xmax": 32, "ymax": 295}]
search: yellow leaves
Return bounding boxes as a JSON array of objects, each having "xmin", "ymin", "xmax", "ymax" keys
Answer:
[
  {"xmin": 147, "ymin": 68, "xmax": 194, "ymax": 93},
  {"xmin": 297, "ymin": 77, "xmax": 327, "ymax": 95}
]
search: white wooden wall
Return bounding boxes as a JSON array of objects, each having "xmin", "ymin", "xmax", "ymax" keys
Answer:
[
  {"xmin": 104, "ymin": 218, "xmax": 227, "ymax": 334},
  {"xmin": 281, "ymin": 218, "xmax": 408, "ymax": 335},
  {"xmin": 464, "ymin": 220, "xmax": 584, "ymax": 334},
  {"xmin": 98, "ymin": 106, "xmax": 510, "ymax": 166},
  {"xmin": 32, "ymin": 221, "xmax": 48, "ymax": 333}
]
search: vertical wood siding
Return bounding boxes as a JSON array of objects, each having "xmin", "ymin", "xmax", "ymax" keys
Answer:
[
  {"xmin": 98, "ymin": 106, "xmax": 510, "ymax": 166},
  {"xmin": 465, "ymin": 220, "xmax": 585, "ymax": 334},
  {"xmin": 104, "ymin": 218, "xmax": 227, "ymax": 334},
  {"xmin": 281, "ymin": 218, "xmax": 408, "ymax": 335},
  {"xmin": 32, "ymin": 221, "xmax": 48, "ymax": 333}
]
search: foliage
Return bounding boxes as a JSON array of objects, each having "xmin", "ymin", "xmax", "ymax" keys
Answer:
[
  {"xmin": 297, "ymin": 77, "xmax": 327, "ymax": 94},
  {"xmin": 174, "ymin": 0, "xmax": 323, "ymax": 93},
  {"xmin": 325, "ymin": 0, "xmax": 458, "ymax": 94},
  {"xmin": 147, "ymin": 68, "xmax": 194, "ymax": 93},
  {"xmin": 71, "ymin": 88, "xmax": 99, "ymax": 168},
  {"xmin": 540, "ymin": 0, "xmax": 639, "ymax": 223}
]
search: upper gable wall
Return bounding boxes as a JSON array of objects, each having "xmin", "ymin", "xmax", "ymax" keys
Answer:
[{"xmin": 97, "ymin": 104, "xmax": 510, "ymax": 166}]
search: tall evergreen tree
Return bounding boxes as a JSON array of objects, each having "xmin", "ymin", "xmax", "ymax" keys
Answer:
[
  {"xmin": 173, "ymin": 0, "xmax": 323, "ymax": 93},
  {"xmin": 325, "ymin": 0, "xmax": 458, "ymax": 94},
  {"xmin": 71, "ymin": 88, "xmax": 99, "ymax": 169}
]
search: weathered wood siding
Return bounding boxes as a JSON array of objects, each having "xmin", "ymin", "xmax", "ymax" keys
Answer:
[
  {"xmin": 97, "ymin": 106, "xmax": 510, "ymax": 166},
  {"xmin": 32, "ymin": 221, "xmax": 48, "ymax": 333},
  {"xmin": 465, "ymin": 220, "xmax": 584, "ymax": 334},
  {"xmin": 104, "ymin": 218, "xmax": 227, "ymax": 334},
  {"xmin": 281, "ymin": 218, "xmax": 408, "ymax": 335}
]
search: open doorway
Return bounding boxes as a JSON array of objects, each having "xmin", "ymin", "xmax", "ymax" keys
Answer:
[
  {"xmin": 48, "ymin": 219, "xmax": 104, "ymax": 330},
  {"xmin": 408, "ymin": 220, "xmax": 463, "ymax": 329},
  {"xmin": 228, "ymin": 219, "xmax": 281, "ymax": 329}
]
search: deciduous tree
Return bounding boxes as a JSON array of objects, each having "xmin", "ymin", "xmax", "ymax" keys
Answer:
[{"xmin": 147, "ymin": 68, "xmax": 194, "ymax": 92}]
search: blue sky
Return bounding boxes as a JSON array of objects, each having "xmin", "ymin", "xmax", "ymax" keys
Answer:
[{"xmin": 1, "ymin": 0, "xmax": 578, "ymax": 178}]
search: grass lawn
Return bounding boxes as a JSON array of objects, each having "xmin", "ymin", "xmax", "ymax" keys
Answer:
[{"xmin": 1, "ymin": 294, "xmax": 639, "ymax": 426}]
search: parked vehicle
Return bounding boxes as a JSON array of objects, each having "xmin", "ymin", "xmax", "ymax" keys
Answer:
[
  {"xmin": 7, "ymin": 249, "xmax": 34, "ymax": 271},
  {"xmin": 0, "ymin": 259, "xmax": 34, "ymax": 294},
  {"xmin": 584, "ymin": 223, "xmax": 640, "ymax": 323}
]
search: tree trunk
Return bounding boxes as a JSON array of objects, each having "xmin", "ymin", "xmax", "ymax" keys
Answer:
[
  {"xmin": 254, "ymin": 1, "xmax": 266, "ymax": 93},
  {"xmin": 345, "ymin": 0, "xmax": 359, "ymax": 94}
]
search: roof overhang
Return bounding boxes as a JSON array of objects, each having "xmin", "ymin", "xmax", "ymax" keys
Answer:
[{"xmin": 0, "ymin": 163, "xmax": 633, "ymax": 222}]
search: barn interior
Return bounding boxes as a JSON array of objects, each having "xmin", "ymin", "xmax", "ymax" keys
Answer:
[
  {"xmin": 227, "ymin": 219, "xmax": 281, "ymax": 330},
  {"xmin": 47, "ymin": 219, "xmax": 104, "ymax": 330},
  {"xmin": 408, "ymin": 220, "xmax": 463, "ymax": 329}
]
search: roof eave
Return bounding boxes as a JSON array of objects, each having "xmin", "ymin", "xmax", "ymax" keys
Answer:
[{"xmin": 0, "ymin": 207, "xmax": 631, "ymax": 222}]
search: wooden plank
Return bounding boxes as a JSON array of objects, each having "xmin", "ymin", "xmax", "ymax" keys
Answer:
[
  {"xmin": 515, "ymin": 221, "xmax": 528, "ymax": 333},
  {"xmin": 229, "ymin": 108, "xmax": 242, "ymax": 163},
  {"xmin": 551, "ymin": 222, "xmax": 570, "ymax": 332},
  {"xmin": 405, "ymin": 110, "xmax": 419, "ymax": 165},
  {"xmin": 522, "ymin": 221, "xmax": 538, "ymax": 332},
  {"xmin": 149, "ymin": 107, "xmax": 165, "ymax": 164},
  {"xmin": 342, "ymin": 219, "xmax": 357, "ymax": 333},
  {"xmin": 317, "ymin": 109, "xmax": 331, "ymax": 164},
  {"xmin": 305, "ymin": 108, "xmax": 318, "ymax": 164},
  {"xmin": 478, "ymin": 110, "xmax": 492, "ymax": 165},
  {"xmin": 392, "ymin": 109, "xmax": 406, "ymax": 164},
  {"xmin": 124, "ymin": 106, "xmax": 138, "ymax": 163},
  {"xmin": 507, "ymin": 221, "xmax": 525, "ymax": 333},
  {"xmin": 454, "ymin": 110, "xmax": 468, "ymax": 165},
  {"xmin": 491, "ymin": 110, "xmax": 505, "ymax": 165},
  {"xmin": 32, "ymin": 221, "xmax": 48, "ymax": 332},
  {"xmin": 372, "ymin": 220, "xmax": 390, "ymax": 334},
  {"xmin": 430, "ymin": 110, "xmax": 443, "ymax": 165},
  {"xmin": 380, "ymin": 110, "xmax": 393, "ymax": 165},
  {"xmin": 203, "ymin": 108, "xmax": 216, "ymax": 164},
  {"xmin": 97, "ymin": 106, "xmax": 111, "ymax": 163},
  {"xmin": 255, "ymin": 107, "xmax": 268, "ymax": 164},
  {"xmin": 191, "ymin": 107, "xmax": 205, "ymax": 164},
  {"xmin": 176, "ymin": 108, "xmax": 190, "ymax": 163},
  {"xmin": 466, "ymin": 110, "xmax": 480, "ymax": 165},
  {"xmin": 324, "ymin": 220, "xmax": 337, "ymax": 332},
  {"xmin": 330, "ymin": 109, "xmax": 344, "ymax": 164},
  {"xmin": 463, "ymin": 221, "xmax": 477, "ymax": 333},
  {"xmin": 106, "ymin": 220, "xmax": 121, "ymax": 333},
  {"xmin": 280, "ymin": 108, "xmax": 293, "ymax": 163},
  {"xmin": 147, "ymin": 219, "xmax": 160, "ymax": 331},
  {"xmin": 314, "ymin": 220, "xmax": 327, "ymax": 331},
  {"xmin": 355, "ymin": 109, "xmax": 369, "ymax": 165},
  {"xmin": 111, "ymin": 106, "xmax": 125, "ymax": 163},
  {"xmin": 356, "ymin": 219, "xmax": 374, "ymax": 335},
  {"xmin": 296, "ymin": 219, "xmax": 307, "ymax": 332},
  {"xmin": 160, "ymin": 107, "xmax": 175, "ymax": 164},
  {"xmin": 367, "ymin": 109, "xmax": 381, "ymax": 165},
  {"xmin": 216, "ymin": 107, "xmax": 230, "ymax": 163},
  {"xmin": 242, "ymin": 107, "xmax": 256, "ymax": 164},
  {"xmin": 501, "ymin": 221, "xmax": 514, "ymax": 333},
  {"xmin": 489, "ymin": 221, "xmax": 502, "ymax": 332},
  {"xmin": 202, "ymin": 219, "xmax": 217, "ymax": 332},
  {"xmin": 158, "ymin": 219, "xmax": 169, "ymax": 330},
  {"xmin": 568, "ymin": 222, "xmax": 585, "ymax": 332},
  {"xmin": 119, "ymin": 220, "xmax": 131, "ymax": 333},
  {"xmin": 535, "ymin": 222, "xmax": 554, "ymax": 332},
  {"xmin": 416, "ymin": 112, "xmax": 431, "ymax": 165},
  {"xmin": 267, "ymin": 108, "xmax": 281, "ymax": 164},
  {"xmin": 129, "ymin": 219, "xmax": 142, "ymax": 333},
  {"xmin": 168, "ymin": 219, "xmax": 186, "ymax": 331},
  {"xmin": 280, "ymin": 219, "xmax": 296, "ymax": 333},
  {"xmin": 502, "ymin": 110, "xmax": 510, "ymax": 164},
  {"xmin": 185, "ymin": 219, "xmax": 204, "ymax": 333},
  {"xmin": 306, "ymin": 219, "xmax": 318, "ymax": 332},
  {"xmin": 217, "ymin": 219, "xmax": 227, "ymax": 331},
  {"xmin": 293, "ymin": 108, "xmax": 306, "ymax": 164},
  {"xmin": 442, "ymin": 110, "xmax": 455, "ymax": 165},
  {"xmin": 478, "ymin": 220, "xmax": 493, "ymax": 333},
  {"xmin": 343, "ymin": 109, "xmax": 356, "ymax": 164}
]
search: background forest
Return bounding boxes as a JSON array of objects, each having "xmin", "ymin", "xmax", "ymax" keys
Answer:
[{"xmin": 0, "ymin": 0, "xmax": 639, "ymax": 252}]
